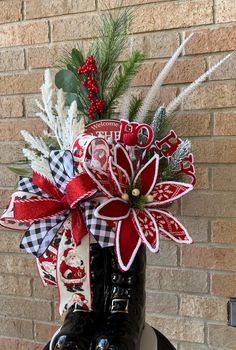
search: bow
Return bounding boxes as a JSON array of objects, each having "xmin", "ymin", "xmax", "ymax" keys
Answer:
[{"xmin": 13, "ymin": 150, "xmax": 97, "ymax": 257}]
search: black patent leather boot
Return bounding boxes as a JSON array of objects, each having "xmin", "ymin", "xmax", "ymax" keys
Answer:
[
  {"xmin": 90, "ymin": 245, "xmax": 146, "ymax": 350},
  {"xmin": 45, "ymin": 243, "xmax": 106, "ymax": 350}
]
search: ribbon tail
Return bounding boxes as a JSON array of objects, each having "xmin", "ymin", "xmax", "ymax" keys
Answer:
[
  {"xmin": 82, "ymin": 202, "xmax": 115, "ymax": 248},
  {"xmin": 57, "ymin": 222, "xmax": 91, "ymax": 315},
  {"xmin": 20, "ymin": 214, "xmax": 68, "ymax": 257},
  {"xmin": 71, "ymin": 209, "xmax": 88, "ymax": 246}
]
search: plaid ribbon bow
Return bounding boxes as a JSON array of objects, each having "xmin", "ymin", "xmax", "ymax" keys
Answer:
[{"xmin": 8, "ymin": 150, "xmax": 115, "ymax": 257}]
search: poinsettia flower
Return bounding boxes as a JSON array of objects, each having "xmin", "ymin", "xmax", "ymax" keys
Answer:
[{"xmin": 84, "ymin": 144, "xmax": 193, "ymax": 271}]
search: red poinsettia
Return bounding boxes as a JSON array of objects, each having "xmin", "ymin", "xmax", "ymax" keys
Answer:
[{"xmin": 84, "ymin": 144, "xmax": 193, "ymax": 271}]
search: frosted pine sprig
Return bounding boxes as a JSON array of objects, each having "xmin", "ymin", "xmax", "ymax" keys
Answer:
[
  {"xmin": 22, "ymin": 148, "xmax": 53, "ymax": 181},
  {"xmin": 166, "ymin": 52, "xmax": 235, "ymax": 117},
  {"xmin": 151, "ymin": 106, "xmax": 166, "ymax": 136},
  {"xmin": 21, "ymin": 130, "xmax": 50, "ymax": 158},
  {"xmin": 135, "ymin": 34, "xmax": 193, "ymax": 123},
  {"xmin": 35, "ymin": 69, "xmax": 80, "ymax": 150},
  {"xmin": 160, "ymin": 140, "xmax": 192, "ymax": 181}
]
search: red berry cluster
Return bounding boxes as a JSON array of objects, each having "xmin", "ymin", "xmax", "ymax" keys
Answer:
[
  {"xmin": 82, "ymin": 77, "xmax": 99, "ymax": 94},
  {"xmin": 77, "ymin": 55, "xmax": 97, "ymax": 75},
  {"xmin": 78, "ymin": 55, "xmax": 105, "ymax": 120},
  {"xmin": 88, "ymin": 99, "xmax": 105, "ymax": 119}
]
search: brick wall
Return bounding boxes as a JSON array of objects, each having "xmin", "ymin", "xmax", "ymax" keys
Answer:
[{"xmin": 0, "ymin": 0, "xmax": 235, "ymax": 349}]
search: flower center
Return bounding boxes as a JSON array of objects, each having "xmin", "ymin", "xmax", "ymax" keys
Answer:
[{"xmin": 121, "ymin": 186, "xmax": 153, "ymax": 210}]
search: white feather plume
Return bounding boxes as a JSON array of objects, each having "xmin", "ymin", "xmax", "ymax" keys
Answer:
[
  {"xmin": 135, "ymin": 34, "xmax": 194, "ymax": 123},
  {"xmin": 166, "ymin": 52, "xmax": 235, "ymax": 117}
]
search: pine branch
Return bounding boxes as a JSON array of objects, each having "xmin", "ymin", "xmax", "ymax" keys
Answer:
[
  {"xmin": 90, "ymin": 8, "xmax": 132, "ymax": 96},
  {"xmin": 151, "ymin": 106, "xmax": 167, "ymax": 141},
  {"xmin": 105, "ymin": 50, "xmax": 144, "ymax": 116},
  {"xmin": 128, "ymin": 95, "xmax": 143, "ymax": 121}
]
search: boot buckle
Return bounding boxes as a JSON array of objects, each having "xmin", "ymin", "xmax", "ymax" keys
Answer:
[{"xmin": 111, "ymin": 298, "xmax": 129, "ymax": 313}]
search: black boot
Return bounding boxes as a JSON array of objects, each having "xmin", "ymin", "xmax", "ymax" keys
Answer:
[
  {"xmin": 91, "ymin": 245, "xmax": 146, "ymax": 350},
  {"xmin": 48, "ymin": 243, "xmax": 106, "ymax": 350}
]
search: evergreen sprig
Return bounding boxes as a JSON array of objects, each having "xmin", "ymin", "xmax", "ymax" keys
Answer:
[
  {"xmin": 128, "ymin": 95, "xmax": 143, "ymax": 121},
  {"xmin": 90, "ymin": 8, "xmax": 132, "ymax": 96},
  {"xmin": 105, "ymin": 50, "xmax": 144, "ymax": 116}
]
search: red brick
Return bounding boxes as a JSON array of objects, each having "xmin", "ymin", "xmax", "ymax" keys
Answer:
[
  {"xmin": 185, "ymin": 26, "xmax": 236, "ymax": 54},
  {"xmin": 215, "ymin": 0, "xmax": 236, "ymax": 24},
  {"xmin": 146, "ymin": 266, "xmax": 208, "ymax": 293},
  {"xmin": 180, "ymin": 295, "xmax": 227, "ymax": 321},
  {"xmin": 131, "ymin": 0, "xmax": 213, "ymax": 33},
  {"xmin": 182, "ymin": 82, "xmax": 236, "ymax": 110},
  {"xmin": 0, "ymin": 254, "xmax": 38, "ymax": 276},
  {"xmin": 209, "ymin": 53, "xmax": 236, "ymax": 81},
  {"xmin": 0, "ymin": 0, "xmax": 21, "ymax": 24},
  {"xmin": 147, "ymin": 316, "xmax": 204, "ymax": 343},
  {"xmin": 179, "ymin": 344, "xmax": 209, "ymax": 350},
  {"xmin": 0, "ymin": 317, "xmax": 33, "ymax": 339},
  {"xmin": 0, "ymin": 188, "xmax": 14, "ymax": 208},
  {"xmin": 214, "ymin": 112, "xmax": 236, "ymax": 136},
  {"xmin": 212, "ymin": 167, "xmax": 236, "ymax": 191},
  {"xmin": 33, "ymin": 278, "xmax": 58, "ymax": 300},
  {"xmin": 172, "ymin": 113, "xmax": 211, "ymax": 136},
  {"xmin": 133, "ymin": 57, "xmax": 206, "ymax": 86},
  {"xmin": 0, "ymin": 21, "xmax": 49, "ymax": 48},
  {"xmin": 0, "ymin": 118, "xmax": 45, "ymax": 141},
  {"xmin": 0, "ymin": 274, "xmax": 31, "ymax": 297},
  {"xmin": 182, "ymin": 192, "xmax": 236, "ymax": 218},
  {"xmin": 194, "ymin": 166, "xmax": 209, "ymax": 190},
  {"xmin": 147, "ymin": 240, "xmax": 178, "ymax": 266},
  {"xmin": 212, "ymin": 220, "xmax": 236, "ymax": 244},
  {"xmin": 51, "ymin": 14, "xmax": 97, "ymax": 42},
  {"xmin": 0, "ymin": 165, "xmax": 18, "ymax": 186},
  {"xmin": 208, "ymin": 324, "xmax": 236, "ymax": 348},
  {"xmin": 0, "ymin": 96, "xmax": 23, "ymax": 118},
  {"xmin": 25, "ymin": 0, "xmax": 96, "ymax": 19},
  {"xmin": 123, "ymin": 32, "xmax": 179, "ymax": 60},
  {"xmin": 35, "ymin": 322, "xmax": 59, "ymax": 342},
  {"xmin": 0, "ymin": 339, "xmax": 42, "ymax": 350},
  {"xmin": 0, "ymin": 72, "xmax": 43, "ymax": 95},
  {"xmin": 28, "ymin": 44, "xmax": 68, "ymax": 69},
  {"xmin": 98, "ymin": 0, "xmax": 160, "ymax": 9},
  {"xmin": 182, "ymin": 246, "xmax": 236, "ymax": 272},
  {"xmin": 0, "ymin": 48, "xmax": 25, "ymax": 72},
  {"xmin": 0, "ymin": 142, "xmax": 24, "ymax": 164},
  {"xmin": 146, "ymin": 292, "xmax": 178, "ymax": 315},
  {"xmin": 0, "ymin": 229, "xmax": 22, "ymax": 252},
  {"xmin": 0, "ymin": 296, "xmax": 51, "ymax": 321},
  {"xmin": 192, "ymin": 139, "xmax": 236, "ymax": 163},
  {"xmin": 179, "ymin": 217, "xmax": 209, "ymax": 242},
  {"xmin": 211, "ymin": 273, "xmax": 236, "ymax": 296}
]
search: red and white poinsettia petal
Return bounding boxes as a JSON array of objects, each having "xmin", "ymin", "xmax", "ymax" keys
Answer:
[
  {"xmin": 95, "ymin": 197, "xmax": 130, "ymax": 221},
  {"xmin": 150, "ymin": 209, "xmax": 192, "ymax": 243},
  {"xmin": 113, "ymin": 144, "xmax": 134, "ymax": 180},
  {"xmin": 133, "ymin": 154, "xmax": 159, "ymax": 196},
  {"xmin": 83, "ymin": 163, "xmax": 113, "ymax": 197},
  {"xmin": 115, "ymin": 215, "xmax": 142, "ymax": 272},
  {"xmin": 132, "ymin": 209, "xmax": 159, "ymax": 253},
  {"xmin": 149, "ymin": 181, "xmax": 193, "ymax": 206},
  {"xmin": 109, "ymin": 158, "xmax": 130, "ymax": 195}
]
